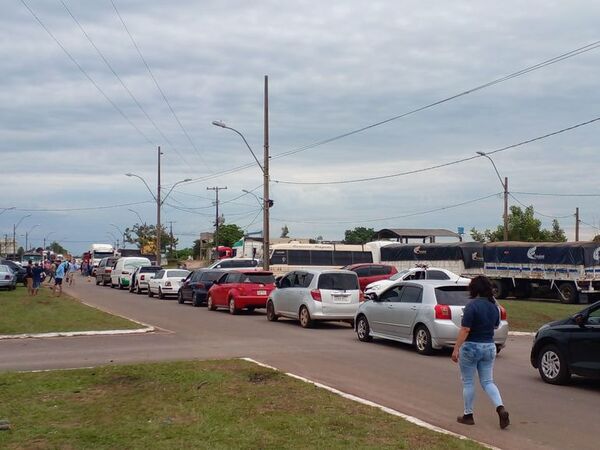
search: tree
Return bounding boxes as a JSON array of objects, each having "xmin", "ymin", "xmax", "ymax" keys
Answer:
[
  {"xmin": 344, "ymin": 227, "xmax": 375, "ymax": 244},
  {"xmin": 123, "ymin": 223, "xmax": 177, "ymax": 253},
  {"xmin": 48, "ymin": 241, "xmax": 69, "ymax": 255},
  {"xmin": 215, "ymin": 223, "xmax": 244, "ymax": 247},
  {"xmin": 593, "ymin": 234, "xmax": 600, "ymax": 243},
  {"xmin": 280, "ymin": 225, "xmax": 290, "ymax": 238},
  {"xmin": 470, "ymin": 205, "xmax": 567, "ymax": 242}
]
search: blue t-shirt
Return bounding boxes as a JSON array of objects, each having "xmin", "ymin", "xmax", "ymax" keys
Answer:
[
  {"xmin": 32, "ymin": 266, "xmax": 44, "ymax": 283},
  {"xmin": 55, "ymin": 262, "xmax": 67, "ymax": 279},
  {"xmin": 461, "ymin": 297, "xmax": 500, "ymax": 343}
]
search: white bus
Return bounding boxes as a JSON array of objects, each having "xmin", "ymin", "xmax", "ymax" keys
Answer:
[{"xmin": 268, "ymin": 243, "xmax": 374, "ymax": 275}]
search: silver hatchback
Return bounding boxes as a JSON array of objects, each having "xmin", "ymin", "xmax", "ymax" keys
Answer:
[
  {"xmin": 354, "ymin": 280, "xmax": 508, "ymax": 355},
  {"xmin": 266, "ymin": 269, "xmax": 361, "ymax": 328}
]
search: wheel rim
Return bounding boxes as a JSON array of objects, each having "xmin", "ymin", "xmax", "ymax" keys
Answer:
[
  {"xmin": 541, "ymin": 350, "xmax": 561, "ymax": 379},
  {"xmin": 229, "ymin": 299, "xmax": 235, "ymax": 313},
  {"xmin": 208, "ymin": 297, "xmax": 212, "ymax": 308},
  {"xmin": 416, "ymin": 329, "xmax": 428, "ymax": 351},
  {"xmin": 357, "ymin": 318, "xmax": 368, "ymax": 339},
  {"xmin": 267, "ymin": 302, "xmax": 274, "ymax": 318},
  {"xmin": 300, "ymin": 308, "xmax": 308, "ymax": 326}
]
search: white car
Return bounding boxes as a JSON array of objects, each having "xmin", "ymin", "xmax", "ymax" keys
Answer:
[
  {"xmin": 147, "ymin": 269, "xmax": 190, "ymax": 299},
  {"xmin": 207, "ymin": 258, "xmax": 261, "ymax": 270},
  {"xmin": 110, "ymin": 257, "xmax": 152, "ymax": 289},
  {"xmin": 364, "ymin": 267, "xmax": 470, "ymax": 295},
  {"xmin": 266, "ymin": 269, "xmax": 361, "ymax": 328}
]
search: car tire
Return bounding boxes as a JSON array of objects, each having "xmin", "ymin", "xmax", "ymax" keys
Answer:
[
  {"xmin": 414, "ymin": 325, "xmax": 434, "ymax": 355},
  {"xmin": 558, "ymin": 282, "xmax": 578, "ymax": 304},
  {"xmin": 95, "ymin": 277, "xmax": 101, "ymax": 286},
  {"xmin": 102, "ymin": 278, "xmax": 109, "ymax": 286},
  {"xmin": 496, "ymin": 345, "xmax": 503, "ymax": 355},
  {"xmin": 136, "ymin": 283, "xmax": 142, "ymax": 295},
  {"xmin": 229, "ymin": 297, "xmax": 238, "ymax": 315},
  {"xmin": 148, "ymin": 288, "xmax": 154, "ymax": 298},
  {"xmin": 110, "ymin": 280, "xmax": 116, "ymax": 288},
  {"xmin": 207, "ymin": 295, "xmax": 216, "ymax": 311},
  {"xmin": 158, "ymin": 288, "xmax": 165, "ymax": 299},
  {"xmin": 538, "ymin": 345, "xmax": 570, "ymax": 384},
  {"xmin": 299, "ymin": 305, "xmax": 313, "ymax": 328},
  {"xmin": 178, "ymin": 291, "xmax": 185, "ymax": 304},
  {"xmin": 356, "ymin": 315, "xmax": 372, "ymax": 342},
  {"xmin": 192, "ymin": 294, "xmax": 202, "ymax": 307},
  {"xmin": 118, "ymin": 280, "xmax": 125, "ymax": 290},
  {"xmin": 266, "ymin": 301, "xmax": 278, "ymax": 321}
]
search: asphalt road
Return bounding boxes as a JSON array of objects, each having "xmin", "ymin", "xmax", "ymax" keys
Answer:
[{"xmin": 1, "ymin": 279, "xmax": 599, "ymax": 450}]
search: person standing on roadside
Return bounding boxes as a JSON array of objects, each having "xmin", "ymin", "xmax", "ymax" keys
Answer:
[
  {"xmin": 25, "ymin": 260, "xmax": 34, "ymax": 295},
  {"xmin": 67, "ymin": 258, "xmax": 78, "ymax": 286},
  {"xmin": 32, "ymin": 262, "xmax": 44, "ymax": 296},
  {"xmin": 53, "ymin": 259, "xmax": 67, "ymax": 297},
  {"xmin": 452, "ymin": 275, "xmax": 510, "ymax": 429}
]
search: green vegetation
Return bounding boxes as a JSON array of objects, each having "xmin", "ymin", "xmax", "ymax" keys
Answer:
[
  {"xmin": 499, "ymin": 299, "xmax": 582, "ymax": 332},
  {"xmin": 0, "ymin": 287, "xmax": 139, "ymax": 334},
  {"xmin": 0, "ymin": 360, "xmax": 483, "ymax": 449},
  {"xmin": 344, "ymin": 226, "xmax": 375, "ymax": 244}
]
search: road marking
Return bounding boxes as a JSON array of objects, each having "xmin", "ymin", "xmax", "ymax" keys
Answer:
[{"xmin": 241, "ymin": 357, "xmax": 501, "ymax": 450}]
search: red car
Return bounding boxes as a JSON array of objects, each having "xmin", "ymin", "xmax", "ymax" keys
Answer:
[
  {"xmin": 343, "ymin": 263, "xmax": 398, "ymax": 291},
  {"xmin": 207, "ymin": 270, "xmax": 276, "ymax": 314}
]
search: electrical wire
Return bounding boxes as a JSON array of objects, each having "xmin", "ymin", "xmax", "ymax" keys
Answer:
[
  {"xmin": 512, "ymin": 191, "xmax": 600, "ymax": 197},
  {"xmin": 110, "ymin": 0, "xmax": 213, "ymax": 172},
  {"xmin": 19, "ymin": 0, "xmax": 155, "ymax": 146},
  {"xmin": 272, "ymin": 40, "xmax": 600, "ymax": 160},
  {"xmin": 272, "ymin": 115, "xmax": 600, "ymax": 185},
  {"xmin": 7, "ymin": 200, "xmax": 153, "ymax": 212},
  {"xmin": 270, "ymin": 192, "xmax": 501, "ymax": 225},
  {"xmin": 509, "ymin": 193, "xmax": 574, "ymax": 220}
]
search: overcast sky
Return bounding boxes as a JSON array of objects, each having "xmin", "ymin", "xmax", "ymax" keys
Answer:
[{"xmin": 2, "ymin": 0, "xmax": 600, "ymax": 255}]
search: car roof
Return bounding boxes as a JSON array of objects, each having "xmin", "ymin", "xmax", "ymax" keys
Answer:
[
  {"xmin": 295, "ymin": 268, "xmax": 357, "ymax": 276},
  {"xmin": 389, "ymin": 279, "xmax": 470, "ymax": 288},
  {"xmin": 223, "ymin": 270, "xmax": 273, "ymax": 275}
]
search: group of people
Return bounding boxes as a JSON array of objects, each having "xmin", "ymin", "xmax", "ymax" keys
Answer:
[{"xmin": 24, "ymin": 258, "xmax": 80, "ymax": 297}]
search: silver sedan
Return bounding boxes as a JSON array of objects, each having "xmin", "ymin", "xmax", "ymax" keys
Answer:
[
  {"xmin": 354, "ymin": 280, "xmax": 508, "ymax": 355},
  {"xmin": 0, "ymin": 264, "xmax": 17, "ymax": 290}
]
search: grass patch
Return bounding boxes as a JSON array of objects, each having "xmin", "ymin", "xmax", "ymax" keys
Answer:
[
  {"xmin": 0, "ymin": 360, "xmax": 482, "ymax": 450},
  {"xmin": 499, "ymin": 299, "xmax": 582, "ymax": 332},
  {"xmin": 0, "ymin": 286, "xmax": 139, "ymax": 334}
]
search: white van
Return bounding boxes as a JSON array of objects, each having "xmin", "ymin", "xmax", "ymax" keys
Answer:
[{"xmin": 110, "ymin": 257, "xmax": 152, "ymax": 289}]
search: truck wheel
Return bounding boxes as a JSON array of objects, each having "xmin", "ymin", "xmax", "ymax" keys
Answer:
[
  {"xmin": 558, "ymin": 282, "xmax": 578, "ymax": 304},
  {"xmin": 491, "ymin": 279, "xmax": 508, "ymax": 299}
]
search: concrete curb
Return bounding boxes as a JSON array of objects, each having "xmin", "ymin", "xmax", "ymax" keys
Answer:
[
  {"xmin": 241, "ymin": 357, "xmax": 501, "ymax": 450},
  {"xmin": 508, "ymin": 331, "xmax": 535, "ymax": 337},
  {"xmin": 0, "ymin": 326, "xmax": 155, "ymax": 340}
]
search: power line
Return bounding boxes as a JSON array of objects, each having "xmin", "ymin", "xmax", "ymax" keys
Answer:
[
  {"xmin": 509, "ymin": 193, "xmax": 574, "ymax": 220},
  {"xmin": 272, "ymin": 40, "xmax": 600, "ymax": 160},
  {"xmin": 512, "ymin": 191, "xmax": 600, "ymax": 197},
  {"xmin": 4, "ymin": 200, "xmax": 153, "ymax": 212},
  {"xmin": 271, "ymin": 192, "xmax": 501, "ymax": 225},
  {"xmin": 19, "ymin": 0, "xmax": 155, "ymax": 146},
  {"xmin": 273, "ymin": 115, "xmax": 600, "ymax": 185},
  {"xmin": 110, "ymin": 0, "xmax": 212, "ymax": 172}
]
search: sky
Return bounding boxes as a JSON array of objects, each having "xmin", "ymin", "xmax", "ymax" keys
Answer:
[{"xmin": 1, "ymin": 0, "xmax": 600, "ymax": 255}]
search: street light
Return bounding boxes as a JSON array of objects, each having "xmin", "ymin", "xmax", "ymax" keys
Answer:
[
  {"xmin": 110, "ymin": 223, "xmax": 125, "ymax": 250},
  {"xmin": 107, "ymin": 232, "xmax": 119, "ymax": 250},
  {"xmin": 125, "ymin": 149, "xmax": 192, "ymax": 265},
  {"xmin": 25, "ymin": 224, "xmax": 40, "ymax": 251},
  {"xmin": 13, "ymin": 214, "xmax": 31, "ymax": 256},
  {"xmin": 43, "ymin": 232, "xmax": 55, "ymax": 252},
  {"xmin": 214, "ymin": 120, "xmax": 271, "ymax": 270},
  {"xmin": 0, "ymin": 207, "xmax": 15, "ymax": 216},
  {"xmin": 242, "ymin": 189, "xmax": 263, "ymax": 208},
  {"xmin": 477, "ymin": 151, "xmax": 509, "ymax": 241},
  {"xmin": 128, "ymin": 208, "xmax": 144, "ymax": 224}
]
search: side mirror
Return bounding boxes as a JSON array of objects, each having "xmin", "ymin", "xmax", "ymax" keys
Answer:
[
  {"xmin": 574, "ymin": 314, "xmax": 586, "ymax": 327},
  {"xmin": 366, "ymin": 292, "xmax": 379, "ymax": 301},
  {"xmin": 181, "ymin": 278, "xmax": 187, "ymax": 282}
]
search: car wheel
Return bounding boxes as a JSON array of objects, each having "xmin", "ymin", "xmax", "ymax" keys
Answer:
[
  {"xmin": 414, "ymin": 325, "xmax": 434, "ymax": 355},
  {"xmin": 356, "ymin": 315, "xmax": 372, "ymax": 342},
  {"xmin": 148, "ymin": 288, "xmax": 154, "ymax": 298},
  {"xmin": 538, "ymin": 345, "xmax": 570, "ymax": 384},
  {"xmin": 192, "ymin": 294, "xmax": 202, "ymax": 307},
  {"xmin": 207, "ymin": 295, "xmax": 216, "ymax": 311},
  {"xmin": 299, "ymin": 305, "xmax": 313, "ymax": 328},
  {"xmin": 178, "ymin": 291, "xmax": 185, "ymax": 304},
  {"xmin": 496, "ymin": 344, "xmax": 503, "ymax": 355},
  {"xmin": 95, "ymin": 277, "xmax": 101, "ymax": 286},
  {"xmin": 110, "ymin": 280, "xmax": 116, "ymax": 288},
  {"xmin": 229, "ymin": 297, "xmax": 238, "ymax": 315},
  {"xmin": 118, "ymin": 280, "xmax": 125, "ymax": 290},
  {"xmin": 158, "ymin": 287, "xmax": 165, "ymax": 299},
  {"xmin": 136, "ymin": 283, "xmax": 142, "ymax": 295},
  {"xmin": 266, "ymin": 301, "xmax": 278, "ymax": 321},
  {"xmin": 558, "ymin": 282, "xmax": 578, "ymax": 304},
  {"xmin": 102, "ymin": 278, "xmax": 109, "ymax": 286}
]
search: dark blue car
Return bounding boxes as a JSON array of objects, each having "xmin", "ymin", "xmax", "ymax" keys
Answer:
[
  {"xmin": 178, "ymin": 269, "xmax": 224, "ymax": 307},
  {"xmin": 531, "ymin": 300, "xmax": 600, "ymax": 384}
]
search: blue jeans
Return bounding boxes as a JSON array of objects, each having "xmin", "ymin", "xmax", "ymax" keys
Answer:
[{"xmin": 459, "ymin": 341, "xmax": 503, "ymax": 415}]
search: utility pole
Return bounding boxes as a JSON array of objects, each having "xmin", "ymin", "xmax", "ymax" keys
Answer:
[
  {"xmin": 263, "ymin": 74, "xmax": 270, "ymax": 270},
  {"xmin": 156, "ymin": 146, "xmax": 162, "ymax": 266},
  {"xmin": 575, "ymin": 207, "xmax": 580, "ymax": 242},
  {"xmin": 167, "ymin": 221, "xmax": 176, "ymax": 258},
  {"xmin": 207, "ymin": 186, "xmax": 227, "ymax": 258},
  {"xmin": 503, "ymin": 177, "xmax": 509, "ymax": 241}
]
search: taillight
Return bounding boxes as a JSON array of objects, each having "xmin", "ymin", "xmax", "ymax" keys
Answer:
[
  {"xmin": 359, "ymin": 291, "xmax": 365, "ymax": 302},
  {"xmin": 195, "ymin": 283, "xmax": 205, "ymax": 289},
  {"xmin": 4, "ymin": 275, "xmax": 10, "ymax": 280},
  {"xmin": 140, "ymin": 275, "xmax": 145, "ymax": 280},
  {"xmin": 106, "ymin": 268, "xmax": 112, "ymax": 273},
  {"xmin": 499, "ymin": 305, "xmax": 507, "ymax": 321},
  {"xmin": 434, "ymin": 304, "xmax": 452, "ymax": 320},
  {"xmin": 310, "ymin": 289, "xmax": 322, "ymax": 301},
  {"xmin": 122, "ymin": 271, "xmax": 130, "ymax": 275}
]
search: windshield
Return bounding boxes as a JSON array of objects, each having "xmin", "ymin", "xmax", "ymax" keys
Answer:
[
  {"xmin": 434, "ymin": 286, "xmax": 471, "ymax": 305},
  {"xmin": 167, "ymin": 270, "xmax": 189, "ymax": 278},
  {"xmin": 318, "ymin": 273, "xmax": 359, "ymax": 290},
  {"xmin": 140, "ymin": 266, "xmax": 161, "ymax": 273},
  {"xmin": 0, "ymin": 265, "xmax": 10, "ymax": 272},
  {"xmin": 389, "ymin": 270, "xmax": 409, "ymax": 281},
  {"xmin": 202, "ymin": 271, "xmax": 225, "ymax": 281},
  {"xmin": 94, "ymin": 251, "xmax": 114, "ymax": 258},
  {"xmin": 242, "ymin": 273, "xmax": 275, "ymax": 284},
  {"xmin": 124, "ymin": 259, "xmax": 151, "ymax": 270}
]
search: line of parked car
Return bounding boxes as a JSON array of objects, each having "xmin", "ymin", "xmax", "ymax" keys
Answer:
[{"xmin": 93, "ymin": 257, "xmax": 600, "ymax": 386}]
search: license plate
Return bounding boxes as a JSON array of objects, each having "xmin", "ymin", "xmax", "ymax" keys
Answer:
[
  {"xmin": 333, "ymin": 295, "xmax": 351, "ymax": 304},
  {"xmin": 257, "ymin": 290, "xmax": 267, "ymax": 296}
]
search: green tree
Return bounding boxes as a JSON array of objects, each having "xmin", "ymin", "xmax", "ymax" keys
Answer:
[
  {"xmin": 48, "ymin": 241, "xmax": 69, "ymax": 255},
  {"xmin": 344, "ymin": 227, "xmax": 375, "ymax": 244},
  {"xmin": 215, "ymin": 223, "xmax": 244, "ymax": 247},
  {"xmin": 592, "ymin": 234, "xmax": 600, "ymax": 243},
  {"xmin": 123, "ymin": 224, "xmax": 177, "ymax": 253},
  {"xmin": 470, "ymin": 205, "xmax": 567, "ymax": 242},
  {"xmin": 280, "ymin": 225, "xmax": 290, "ymax": 238}
]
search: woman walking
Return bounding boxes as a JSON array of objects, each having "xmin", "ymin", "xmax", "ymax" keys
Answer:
[{"xmin": 452, "ymin": 275, "xmax": 510, "ymax": 429}]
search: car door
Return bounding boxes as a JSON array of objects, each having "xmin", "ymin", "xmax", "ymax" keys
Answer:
[
  {"xmin": 276, "ymin": 272, "xmax": 298, "ymax": 315},
  {"xmin": 395, "ymin": 285, "xmax": 424, "ymax": 339},
  {"xmin": 181, "ymin": 272, "xmax": 194, "ymax": 300},
  {"xmin": 368, "ymin": 285, "xmax": 404, "ymax": 337},
  {"xmin": 354, "ymin": 266, "xmax": 371, "ymax": 291},
  {"xmin": 150, "ymin": 270, "xmax": 164, "ymax": 293},
  {"xmin": 569, "ymin": 305, "xmax": 600, "ymax": 375}
]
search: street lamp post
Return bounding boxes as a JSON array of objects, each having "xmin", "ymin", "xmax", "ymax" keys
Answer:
[
  {"xmin": 25, "ymin": 224, "xmax": 40, "ymax": 251},
  {"xmin": 43, "ymin": 232, "xmax": 55, "ymax": 253},
  {"xmin": 107, "ymin": 232, "xmax": 119, "ymax": 250},
  {"xmin": 128, "ymin": 208, "xmax": 144, "ymax": 225},
  {"xmin": 125, "ymin": 148, "xmax": 191, "ymax": 266},
  {"xmin": 13, "ymin": 214, "xmax": 31, "ymax": 257},
  {"xmin": 477, "ymin": 151, "xmax": 509, "ymax": 241}
]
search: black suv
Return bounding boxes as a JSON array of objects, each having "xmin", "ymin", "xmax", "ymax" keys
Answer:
[
  {"xmin": 531, "ymin": 301, "xmax": 600, "ymax": 384},
  {"xmin": 178, "ymin": 269, "xmax": 224, "ymax": 307}
]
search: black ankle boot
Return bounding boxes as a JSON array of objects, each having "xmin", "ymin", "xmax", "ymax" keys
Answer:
[
  {"xmin": 496, "ymin": 405, "xmax": 510, "ymax": 429},
  {"xmin": 457, "ymin": 413, "xmax": 475, "ymax": 425}
]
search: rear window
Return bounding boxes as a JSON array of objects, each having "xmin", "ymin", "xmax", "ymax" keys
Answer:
[
  {"xmin": 318, "ymin": 273, "xmax": 359, "ymax": 290},
  {"xmin": 200, "ymin": 271, "xmax": 224, "ymax": 281},
  {"xmin": 434, "ymin": 286, "xmax": 471, "ymax": 305},
  {"xmin": 242, "ymin": 273, "xmax": 275, "ymax": 284},
  {"xmin": 140, "ymin": 266, "xmax": 161, "ymax": 273},
  {"xmin": 167, "ymin": 270, "xmax": 189, "ymax": 278}
]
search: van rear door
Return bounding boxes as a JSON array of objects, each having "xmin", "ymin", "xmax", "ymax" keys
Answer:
[{"xmin": 317, "ymin": 272, "xmax": 360, "ymax": 316}]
